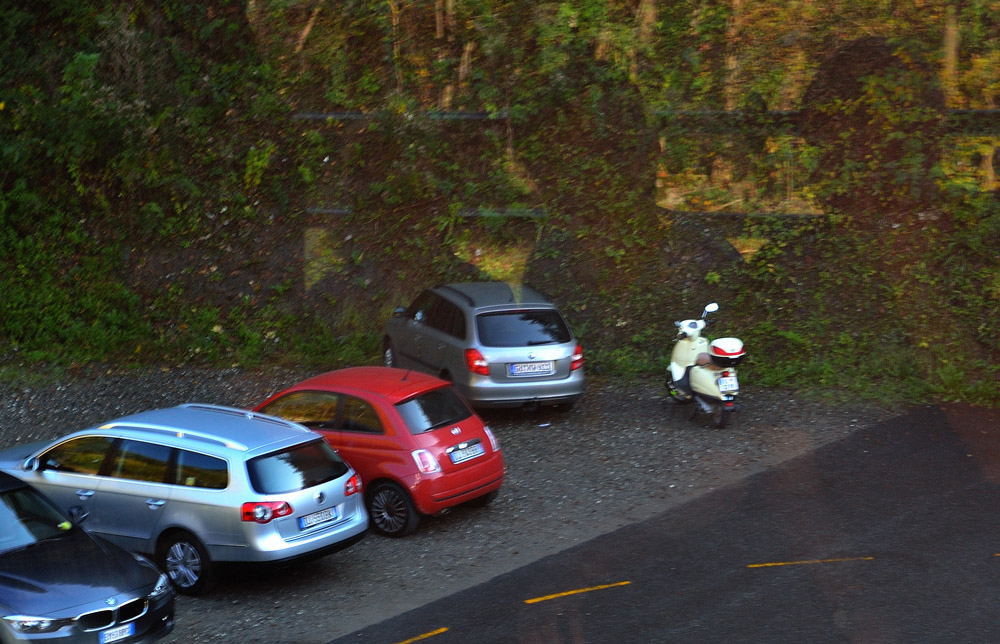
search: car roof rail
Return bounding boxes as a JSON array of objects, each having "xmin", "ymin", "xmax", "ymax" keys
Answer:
[
  {"xmin": 181, "ymin": 403, "xmax": 303, "ymax": 430},
  {"xmin": 437, "ymin": 283, "xmax": 477, "ymax": 307},
  {"xmin": 98, "ymin": 422, "xmax": 251, "ymax": 452},
  {"xmin": 438, "ymin": 281, "xmax": 553, "ymax": 308}
]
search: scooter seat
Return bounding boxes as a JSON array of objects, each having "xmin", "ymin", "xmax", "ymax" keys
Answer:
[{"xmin": 695, "ymin": 352, "xmax": 713, "ymax": 366}]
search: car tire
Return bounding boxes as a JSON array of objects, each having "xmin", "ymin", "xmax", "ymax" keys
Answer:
[
  {"xmin": 159, "ymin": 531, "xmax": 216, "ymax": 595},
  {"xmin": 368, "ymin": 482, "xmax": 420, "ymax": 537},
  {"xmin": 383, "ymin": 339, "xmax": 396, "ymax": 367}
]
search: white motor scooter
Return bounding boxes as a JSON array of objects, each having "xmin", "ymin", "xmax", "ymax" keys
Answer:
[{"xmin": 665, "ymin": 303, "xmax": 745, "ymax": 428}]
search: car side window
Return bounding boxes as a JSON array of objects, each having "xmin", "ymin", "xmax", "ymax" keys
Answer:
[
  {"xmin": 446, "ymin": 302, "xmax": 466, "ymax": 339},
  {"xmin": 41, "ymin": 436, "xmax": 114, "ymax": 475},
  {"xmin": 406, "ymin": 291, "xmax": 437, "ymax": 324},
  {"xmin": 260, "ymin": 391, "xmax": 341, "ymax": 428},
  {"xmin": 175, "ymin": 450, "xmax": 229, "ymax": 489},
  {"xmin": 427, "ymin": 299, "xmax": 465, "ymax": 339},
  {"xmin": 108, "ymin": 439, "xmax": 172, "ymax": 484},
  {"xmin": 341, "ymin": 396, "xmax": 384, "ymax": 434}
]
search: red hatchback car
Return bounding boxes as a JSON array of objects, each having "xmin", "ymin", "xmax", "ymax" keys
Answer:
[{"xmin": 253, "ymin": 367, "xmax": 505, "ymax": 537}]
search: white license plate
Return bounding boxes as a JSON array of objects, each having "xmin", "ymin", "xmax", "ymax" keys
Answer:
[
  {"xmin": 299, "ymin": 507, "xmax": 337, "ymax": 529},
  {"xmin": 101, "ymin": 623, "xmax": 135, "ymax": 644},
  {"xmin": 450, "ymin": 442, "xmax": 485, "ymax": 464},
  {"xmin": 718, "ymin": 376, "xmax": 739, "ymax": 392},
  {"xmin": 509, "ymin": 361, "xmax": 554, "ymax": 376}
]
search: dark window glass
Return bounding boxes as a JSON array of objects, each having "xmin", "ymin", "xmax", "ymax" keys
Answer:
[
  {"xmin": 109, "ymin": 439, "xmax": 171, "ymax": 483},
  {"xmin": 246, "ymin": 439, "xmax": 349, "ymax": 495},
  {"xmin": 406, "ymin": 291, "xmax": 437, "ymax": 323},
  {"xmin": 175, "ymin": 450, "xmax": 229, "ymax": 489},
  {"xmin": 395, "ymin": 387, "xmax": 473, "ymax": 434},
  {"xmin": 261, "ymin": 391, "xmax": 341, "ymax": 429},
  {"xmin": 341, "ymin": 396, "xmax": 383, "ymax": 434},
  {"xmin": 0, "ymin": 486, "xmax": 73, "ymax": 553},
  {"xmin": 443, "ymin": 302, "xmax": 466, "ymax": 339},
  {"xmin": 40, "ymin": 436, "xmax": 114, "ymax": 475},
  {"xmin": 476, "ymin": 310, "xmax": 571, "ymax": 347},
  {"xmin": 425, "ymin": 297, "xmax": 451, "ymax": 334}
]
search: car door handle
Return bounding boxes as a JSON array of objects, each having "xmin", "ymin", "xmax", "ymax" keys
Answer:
[
  {"xmin": 75, "ymin": 489, "xmax": 95, "ymax": 500},
  {"xmin": 145, "ymin": 499, "xmax": 167, "ymax": 509}
]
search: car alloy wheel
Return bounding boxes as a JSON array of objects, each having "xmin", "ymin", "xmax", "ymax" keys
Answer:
[
  {"xmin": 383, "ymin": 340, "xmax": 396, "ymax": 367},
  {"xmin": 369, "ymin": 482, "xmax": 420, "ymax": 537},
  {"xmin": 160, "ymin": 532, "xmax": 215, "ymax": 595}
]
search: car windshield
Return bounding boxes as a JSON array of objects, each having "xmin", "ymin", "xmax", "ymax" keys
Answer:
[
  {"xmin": 246, "ymin": 439, "xmax": 350, "ymax": 494},
  {"xmin": 396, "ymin": 387, "xmax": 474, "ymax": 434},
  {"xmin": 476, "ymin": 310, "xmax": 571, "ymax": 347},
  {"xmin": 0, "ymin": 487, "xmax": 73, "ymax": 555}
]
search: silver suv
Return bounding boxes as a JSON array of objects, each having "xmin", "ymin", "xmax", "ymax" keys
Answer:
[
  {"xmin": 383, "ymin": 282, "xmax": 584, "ymax": 409},
  {"xmin": 0, "ymin": 404, "xmax": 368, "ymax": 595}
]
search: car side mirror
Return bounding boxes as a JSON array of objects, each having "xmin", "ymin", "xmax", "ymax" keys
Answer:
[
  {"xmin": 68, "ymin": 505, "xmax": 89, "ymax": 524},
  {"xmin": 23, "ymin": 456, "xmax": 41, "ymax": 472},
  {"xmin": 392, "ymin": 306, "xmax": 405, "ymax": 318}
]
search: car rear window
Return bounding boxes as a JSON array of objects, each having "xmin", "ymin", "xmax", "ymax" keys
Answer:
[
  {"xmin": 395, "ymin": 387, "xmax": 474, "ymax": 434},
  {"xmin": 476, "ymin": 310, "xmax": 572, "ymax": 347},
  {"xmin": 246, "ymin": 439, "xmax": 349, "ymax": 494}
]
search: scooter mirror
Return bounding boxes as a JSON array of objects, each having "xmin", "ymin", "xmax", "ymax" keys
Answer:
[{"xmin": 703, "ymin": 302, "xmax": 719, "ymax": 317}]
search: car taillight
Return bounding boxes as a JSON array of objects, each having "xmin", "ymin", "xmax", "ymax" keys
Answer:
[
  {"xmin": 464, "ymin": 348, "xmax": 490, "ymax": 376},
  {"xmin": 345, "ymin": 473, "xmax": 362, "ymax": 496},
  {"xmin": 484, "ymin": 426, "xmax": 500, "ymax": 452},
  {"xmin": 411, "ymin": 449, "xmax": 441, "ymax": 474},
  {"xmin": 241, "ymin": 501, "xmax": 293, "ymax": 524},
  {"xmin": 570, "ymin": 343, "xmax": 584, "ymax": 371}
]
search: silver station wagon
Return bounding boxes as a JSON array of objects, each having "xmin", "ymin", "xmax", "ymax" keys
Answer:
[
  {"xmin": 383, "ymin": 282, "xmax": 585, "ymax": 410},
  {"xmin": 0, "ymin": 404, "xmax": 369, "ymax": 595}
]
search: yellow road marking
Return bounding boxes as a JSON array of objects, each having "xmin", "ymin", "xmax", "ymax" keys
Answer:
[
  {"xmin": 393, "ymin": 627, "xmax": 449, "ymax": 644},
  {"xmin": 524, "ymin": 581, "xmax": 632, "ymax": 604},
  {"xmin": 747, "ymin": 556, "xmax": 874, "ymax": 568}
]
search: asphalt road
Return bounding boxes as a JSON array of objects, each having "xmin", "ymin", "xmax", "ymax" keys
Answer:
[{"xmin": 327, "ymin": 403, "xmax": 1000, "ymax": 644}]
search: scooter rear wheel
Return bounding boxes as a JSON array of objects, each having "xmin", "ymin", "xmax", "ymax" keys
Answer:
[{"xmin": 713, "ymin": 406, "xmax": 732, "ymax": 428}]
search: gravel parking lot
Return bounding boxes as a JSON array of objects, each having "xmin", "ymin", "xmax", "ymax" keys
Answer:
[{"xmin": 0, "ymin": 367, "xmax": 897, "ymax": 643}]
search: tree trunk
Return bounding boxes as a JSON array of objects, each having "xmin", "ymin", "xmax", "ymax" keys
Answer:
[
  {"xmin": 724, "ymin": 0, "xmax": 743, "ymax": 111},
  {"xmin": 942, "ymin": 4, "xmax": 961, "ymax": 108},
  {"xmin": 388, "ymin": 0, "xmax": 403, "ymax": 93}
]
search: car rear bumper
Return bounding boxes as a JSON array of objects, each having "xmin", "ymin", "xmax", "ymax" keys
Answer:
[
  {"xmin": 456, "ymin": 371, "xmax": 585, "ymax": 409},
  {"xmin": 211, "ymin": 506, "xmax": 369, "ymax": 564},
  {"xmin": 408, "ymin": 454, "xmax": 505, "ymax": 515}
]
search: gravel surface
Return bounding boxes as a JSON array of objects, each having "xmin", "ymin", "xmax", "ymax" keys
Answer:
[{"xmin": 0, "ymin": 367, "xmax": 900, "ymax": 643}]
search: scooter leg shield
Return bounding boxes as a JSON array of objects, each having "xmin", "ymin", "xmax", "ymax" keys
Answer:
[{"xmin": 665, "ymin": 368, "xmax": 693, "ymax": 403}]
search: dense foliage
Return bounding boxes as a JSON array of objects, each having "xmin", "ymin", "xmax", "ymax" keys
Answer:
[{"xmin": 1, "ymin": 0, "xmax": 998, "ymax": 404}]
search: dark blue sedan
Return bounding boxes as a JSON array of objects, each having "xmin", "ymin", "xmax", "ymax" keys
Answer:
[{"xmin": 0, "ymin": 471, "xmax": 175, "ymax": 643}]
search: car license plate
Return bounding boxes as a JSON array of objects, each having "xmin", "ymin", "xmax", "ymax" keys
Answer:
[
  {"xmin": 101, "ymin": 623, "xmax": 135, "ymax": 644},
  {"xmin": 509, "ymin": 361, "xmax": 554, "ymax": 376},
  {"xmin": 299, "ymin": 507, "xmax": 337, "ymax": 530},
  {"xmin": 718, "ymin": 375, "xmax": 739, "ymax": 392},
  {"xmin": 449, "ymin": 442, "xmax": 485, "ymax": 464}
]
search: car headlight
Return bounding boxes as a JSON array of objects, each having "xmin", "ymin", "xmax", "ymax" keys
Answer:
[
  {"xmin": 3, "ymin": 615, "xmax": 71, "ymax": 633},
  {"xmin": 149, "ymin": 573, "xmax": 172, "ymax": 600}
]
